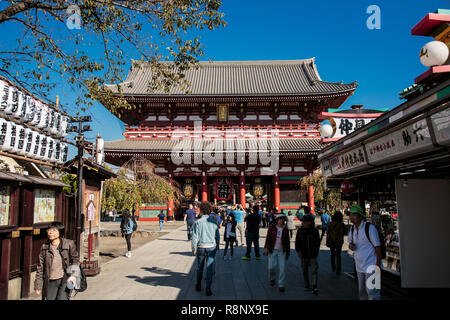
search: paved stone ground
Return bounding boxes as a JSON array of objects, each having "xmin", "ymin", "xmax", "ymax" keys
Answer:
[{"xmin": 73, "ymin": 223, "xmax": 360, "ymax": 300}]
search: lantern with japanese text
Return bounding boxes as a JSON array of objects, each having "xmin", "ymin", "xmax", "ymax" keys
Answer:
[
  {"xmin": 36, "ymin": 134, "xmax": 47, "ymax": 160},
  {"xmin": 16, "ymin": 125, "xmax": 27, "ymax": 155},
  {"xmin": 341, "ymin": 180, "xmax": 355, "ymax": 196},
  {"xmin": 30, "ymin": 99, "xmax": 42, "ymax": 126},
  {"xmin": 214, "ymin": 177, "xmax": 233, "ymax": 201},
  {"xmin": 24, "ymin": 95, "xmax": 35, "ymax": 123},
  {"xmin": 37, "ymin": 103, "xmax": 49, "ymax": 129},
  {"xmin": 14, "ymin": 91, "xmax": 26, "ymax": 119},
  {"xmin": 24, "ymin": 128, "xmax": 35, "ymax": 156},
  {"xmin": 0, "ymin": 80, "xmax": 9, "ymax": 114},
  {"xmin": 30, "ymin": 131, "xmax": 42, "ymax": 159},
  {"xmin": 0, "ymin": 118, "xmax": 12, "ymax": 151}
]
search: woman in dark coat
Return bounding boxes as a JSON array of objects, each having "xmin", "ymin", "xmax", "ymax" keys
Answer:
[
  {"xmin": 223, "ymin": 213, "xmax": 237, "ymax": 260},
  {"xmin": 34, "ymin": 222, "xmax": 79, "ymax": 300},
  {"xmin": 326, "ymin": 211, "xmax": 346, "ymax": 275}
]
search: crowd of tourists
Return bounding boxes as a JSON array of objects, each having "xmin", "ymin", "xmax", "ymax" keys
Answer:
[
  {"xmin": 185, "ymin": 201, "xmax": 382, "ymax": 299},
  {"xmin": 32, "ymin": 200, "xmax": 382, "ymax": 300}
]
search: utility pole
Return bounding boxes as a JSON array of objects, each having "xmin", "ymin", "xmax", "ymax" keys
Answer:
[{"xmin": 69, "ymin": 116, "xmax": 92, "ymax": 255}]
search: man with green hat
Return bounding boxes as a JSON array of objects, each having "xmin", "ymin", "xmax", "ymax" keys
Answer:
[{"xmin": 348, "ymin": 204, "xmax": 382, "ymax": 300}]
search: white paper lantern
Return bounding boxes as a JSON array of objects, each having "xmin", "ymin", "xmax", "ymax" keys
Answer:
[
  {"xmin": 47, "ymin": 137, "xmax": 56, "ymax": 162},
  {"xmin": 60, "ymin": 116, "xmax": 69, "ymax": 137},
  {"xmin": 320, "ymin": 123, "xmax": 334, "ymax": 138},
  {"xmin": 15, "ymin": 125, "xmax": 27, "ymax": 155},
  {"xmin": 30, "ymin": 131, "xmax": 42, "ymax": 159},
  {"xmin": 0, "ymin": 118, "xmax": 12, "ymax": 151},
  {"xmin": 44, "ymin": 109, "xmax": 55, "ymax": 133},
  {"xmin": 53, "ymin": 112, "xmax": 61, "ymax": 136},
  {"xmin": 24, "ymin": 128, "xmax": 34, "ymax": 156},
  {"xmin": 420, "ymin": 41, "xmax": 449, "ymax": 67},
  {"xmin": 14, "ymin": 91, "xmax": 26, "ymax": 119},
  {"xmin": 37, "ymin": 103, "xmax": 49, "ymax": 129},
  {"xmin": 30, "ymin": 99, "xmax": 42, "ymax": 126},
  {"xmin": 36, "ymin": 134, "xmax": 48, "ymax": 160},
  {"xmin": 24, "ymin": 95, "xmax": 35, "ymax": 123},
  {"xmin": 0, "ymin": 80, "xmax": 10, "ymax": 114},
  {"xmin": 3, "ymin": 85, "xmax": 17, "ymax": 115},
  {"xmin": 60, "ymin": 143, "xmax": 68, "ymax": 163},
  {"xmin": 55, "ymin": 141, "xmax": 62, "ymax": 164},
  {"xmin": 8, "ymin": 123, "xmax": 19, "ymax": 153}
]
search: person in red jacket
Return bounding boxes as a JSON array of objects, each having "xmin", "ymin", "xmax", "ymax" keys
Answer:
[{"xmin": 264, "ymin": 214, "xmax": 290, "ymax": 292}]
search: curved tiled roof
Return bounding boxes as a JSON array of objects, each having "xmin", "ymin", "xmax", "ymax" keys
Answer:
[
  {"xmin": 106, "ymin": 59, "xmax": 357, "ymax": 96},
  {"xmin": 104, "ymin": 138, "xmax": 323, "ymax": 153}
]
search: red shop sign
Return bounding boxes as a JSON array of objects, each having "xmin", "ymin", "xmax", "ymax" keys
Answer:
[{"xmin": 341, "ymin": 180, "xmax": 355, "ymax": 195}]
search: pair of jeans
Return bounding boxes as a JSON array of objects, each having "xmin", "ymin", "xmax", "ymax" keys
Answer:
[
  {"xmin": 196, "ymin": 247, "xmax": 217, "ymax": 290},
  {"xmin": 245, "ymin": 232, "xmax": 260, "ymax": 258},
  {"xmin": 357, "ymin": 272, "xmax": 381, "ymax": 300},
  {"xmin": 268, "ymin": 249, "xmax": 286, "ymax": 288},
  {"xmin": 301, "ymin": 258, "xmax": 318, "ymax": 288},
  {"xmin": 187, "ymin": 222, "xmax": 194, "ymax": 240},
  {"xmin": 159, "ymin": 220, "xmax": 164, "ymax": 231},
  {"xmin": 125, "ymin": 233, "xmax": 132, "ymax": 251},
  {"xmin": 236, "ymin": 223, "xmax": 245, "ymax": 245},
  {"xmin": 46, "ymin": 278, "xmax": 70, "ymax": 300},
  {"xmin": 224, "ymin": 239, "xmax": 235, "ymax": 256},
  {"xmin": 329, "ymin": 243, "xmax": 342, "ymax": 273}
]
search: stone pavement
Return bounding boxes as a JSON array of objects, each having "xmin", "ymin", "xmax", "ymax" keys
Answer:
[{"xmin": 73, "ymin": 223, "xmax": 359, "ymax": 300}]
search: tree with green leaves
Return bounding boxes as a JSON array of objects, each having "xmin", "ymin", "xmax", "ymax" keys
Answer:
[
  {"xmin": 300, "ymin": 169, "xmax": 343, "ymax": 211},
  {"xmin": 101, "ymin": 157, "xmax": 181, "ymax": 214},
  {"xmin": 0, "ymin": 0, "xmax": 226, "ymax": 113}
]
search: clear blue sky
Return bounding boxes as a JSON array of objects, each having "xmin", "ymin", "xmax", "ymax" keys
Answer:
[{"xmin": 1, "ymin": 0, "xmax": 449, "ymax": 159}]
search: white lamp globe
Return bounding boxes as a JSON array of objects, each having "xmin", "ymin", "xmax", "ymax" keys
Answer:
[
  {"xmin": 420, "ymin": 41, "xmax": 449, "ymax": 67},
  {"xmin": 320, "ymin": 123, "xmax": 334, "ymax": 138}
]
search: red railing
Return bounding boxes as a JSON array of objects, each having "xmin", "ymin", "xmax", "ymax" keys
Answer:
[{"xmin": 124, "ymin": 124, "xmax": 321, "ymax": 139}]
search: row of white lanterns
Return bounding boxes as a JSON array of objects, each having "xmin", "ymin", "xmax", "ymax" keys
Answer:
[
  {"xmin": 0, "ymin": 80, "xmax": 70, "ymax": 138},
  {"xmin": 0, "ymin": 117, "xmax": 68, "ymax": 164}
]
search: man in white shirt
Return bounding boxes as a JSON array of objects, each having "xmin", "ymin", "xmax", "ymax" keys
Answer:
[{"xmin": 348, "ymin": 204, "xmax": 382, "ymax": 300}]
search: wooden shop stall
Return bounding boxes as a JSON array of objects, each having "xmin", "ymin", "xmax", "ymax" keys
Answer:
[{"xmin": 0, "ymin": 170, "xmax": 71, "ymax": 300}]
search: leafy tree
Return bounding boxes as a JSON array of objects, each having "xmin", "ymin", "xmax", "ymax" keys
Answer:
[
  {"xmin": 61, "ymin": 172, "xmax": 77, "ymax": 193},
  {"xmin": 0, "ymin": 0, "xmax": 226, "ymax": 113},
  {"xmin": 101, "ymin": 157, "xmax": 181, "ymax": 213},
  {"xmin": 300, "ymin": 169, "xmax": 343, "ymax": 210}
]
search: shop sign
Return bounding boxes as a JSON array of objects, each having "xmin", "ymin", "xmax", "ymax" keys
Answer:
[
  {"xmin": 431, "ymin": 106, "xmax": 450, "ymax": 146},
  {"xmin": 214, "ymin": 177, "xmax": 233, "ymax": 201},
  {"xmin": 330, "ymin": 146, "xmax": 367, "ymax": 175},
  {"xmin": 326, "ymin": 117, "xmax": 377, "ymax": 139},
  {"xmin": 366, "ymin": 118, "xmax": 433, "ymax": 165},
  {"xmin": 87, "ymin": 200, "xmax": 96, "ymax": 221},
  {"xmin": 34, "ymin": 189, "xmax": 56, "ymax": 224},
  {"xmin": 340, "ymin": 180, "xmax": 355, "ymax": 195}
]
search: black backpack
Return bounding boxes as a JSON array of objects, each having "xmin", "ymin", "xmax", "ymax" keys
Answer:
[
  {"xmin": 351, "ymin": 222, "xmax": 386, "ymax": 259},
  {"xmin": 132, "ymin": 217, "xmax": 138, "ymax": 232}
]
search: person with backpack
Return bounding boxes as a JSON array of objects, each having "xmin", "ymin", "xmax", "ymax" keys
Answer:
[
  {"xmin": 326, "ymin": 211, "xmax": 346, "ymax": 275},
  {"xmin": 120, "ymin": 209, "xmax": 135, "ymax": 258},
  {"xmin": 34, "ymin": 222, "xmax": 79, "ymax": 300},
  {"xmin": 348, "ymin": 204, "xmax": 383, "ymax": 300},
  {"xmin": 320, "ymin": 210, "xmax": 331, "ymax": 243},
  {"xmin": 158, "ymin": 210, "xmax": 166, "ymax": 231},
  {"xmin": 241, "ymin": 205, "xmax": 261, "ymax": 261}
]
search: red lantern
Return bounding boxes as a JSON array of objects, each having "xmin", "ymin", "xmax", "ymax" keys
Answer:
[
  {"xmin": 341, "ymin": 180, "xmax": 355, "ymax": 195},
  {"xmin": 214, "ymin": 178, "xmax": 233, "ymax": 201}
]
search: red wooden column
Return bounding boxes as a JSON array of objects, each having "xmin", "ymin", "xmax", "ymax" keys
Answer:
[
  {"xmin": 307, "ymin": 171, "xmax": 315, "ymax": 214},
  {"xmin": 201, "ymin": 172, "xmax": 208, "ymax": 202},
  {"xmin": 167, "ymin": 170, "xmax": 174, "ymax": 221},
  {"xmin": 274, "ymin": 174, "xmax": 280, "ymax": 213},
  {"xmin": 240, "ymin": 172, "xmax": 246, "ymax": 208},
  {"xmin": 0, "ymin": 235, "xmax": 11, "ymax": 300}
]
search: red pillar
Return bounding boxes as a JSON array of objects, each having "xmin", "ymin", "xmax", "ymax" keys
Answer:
[
  {"xmin": 240, "ymin": 173, "xmax": 246, "ymax": 208},
  {"xmin": 274, "ymin": 174, "xmax": 280, "ymax": 213},
  {"xmin": 201, "ymin": 174, "xmax": 208, "ymax": 202},
  {"xmin": 308, "ymin": 183, "xmax": 315, "ymax": 215},
  {"xmin": 167, "ymin": 198, "xmax": 174, "ymax": 221}
]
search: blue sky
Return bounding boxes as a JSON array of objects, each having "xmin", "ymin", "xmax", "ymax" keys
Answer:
[{"xmin": 1, "ymin": 0, "xmax": 449, "ymax": 159}]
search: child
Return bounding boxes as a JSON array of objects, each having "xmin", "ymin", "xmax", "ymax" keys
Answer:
[
  {"xmin": 223, "ymin": 213, "xmax": 237, "ymax": 260},
  {"xmin": 264, "ymin": 214, "xmax": 290, "ymax": 292},
  {"xmin": 295, "ymin": 214, "xmax": 321, "ymax": 294}
]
